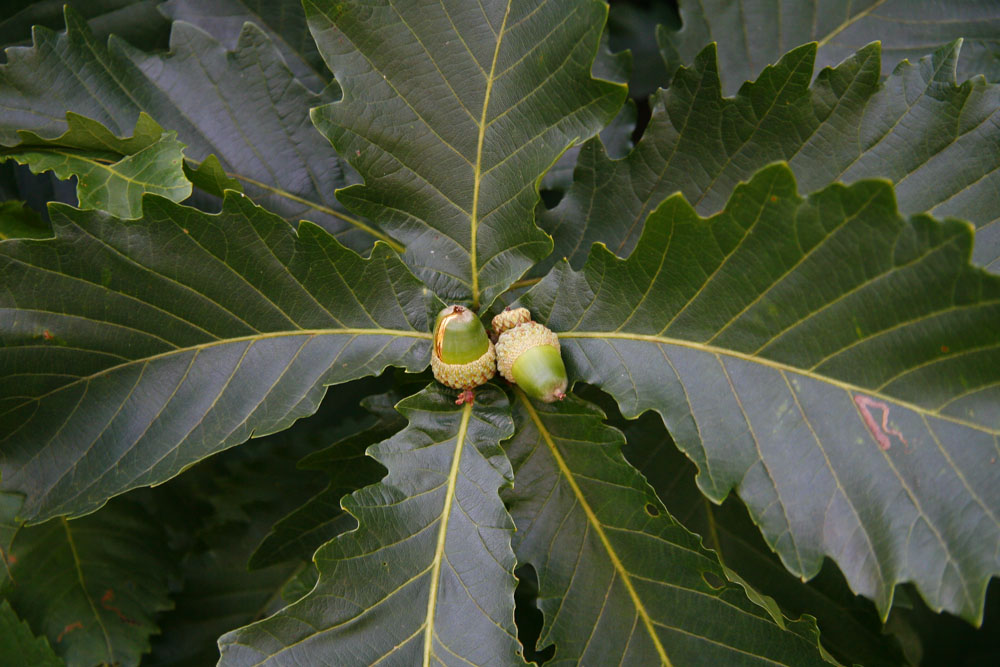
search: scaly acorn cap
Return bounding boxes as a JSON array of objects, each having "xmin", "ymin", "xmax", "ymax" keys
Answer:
[
  {"xmin": 495, "ymin": 321, "xmax": 567, "ymax": 402},
  {"xmin": 491, "ymin": 307, "xmax": 531, "ymax": 336},
  {"xmin": 431, "ymin": 305, "xmax": 496, "ymax": 390}
]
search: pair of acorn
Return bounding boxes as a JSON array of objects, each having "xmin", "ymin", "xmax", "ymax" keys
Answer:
[{"xmin": 431, "ymin": 305, "xmax": 568, "ymax": 404}]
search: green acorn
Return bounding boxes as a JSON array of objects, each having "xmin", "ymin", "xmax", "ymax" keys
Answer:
[
  {"xmin": 492, "ymin": 309, "xmax": 568, "ymax": 403},
  {"xmin": 431, "ymin": 305, "xmax": 496, "ymax": 404}
]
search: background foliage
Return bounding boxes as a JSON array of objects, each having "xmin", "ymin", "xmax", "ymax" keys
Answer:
[{"xmin": 1, "ymin": 0, "xmax": 999, "ymax": 665}]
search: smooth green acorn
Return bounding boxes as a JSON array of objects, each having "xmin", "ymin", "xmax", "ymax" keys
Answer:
[
  {"xmin": 492, "ymin": 310, "xmax": 567, "ymax": 402},
  {"xmin": 431, "ymin": 305, "xmax": 496, "ymax": 403}
]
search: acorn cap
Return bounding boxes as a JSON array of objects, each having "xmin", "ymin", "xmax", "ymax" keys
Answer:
[
  {"xmin": 431, "ymin": 305, "xmax": 496, "ymax": 390},
  {"xmin": 495, "ymin": 321, "xmax": 567, "ymax": 402},
  {"xmin": 492, "ymin": 307, "xmax": 531, "ymax": 336}
]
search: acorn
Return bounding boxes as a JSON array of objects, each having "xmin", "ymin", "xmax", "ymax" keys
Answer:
[
  {"xmin": 492, "ymin": 308, "xmax": 568, "ymax": 403},
  {"xmin": 431, "ymin": 305, "xmax": 496, "ymax": 404}
]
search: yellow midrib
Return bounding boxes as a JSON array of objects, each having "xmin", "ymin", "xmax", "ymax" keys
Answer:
[
  {"xmin": 4, "ymin": 147, "xmax": 186, "ymax": 191},
  {"xmin": 470, "ymin": 2, "xmax": 513, "ymax": 310},
  {"xmin": 422, "ymin": 401, "xmax": 472, "ymax": 665},
  {"xmin": 518, "ymin": 391, "xmax": 672, "ymax": 666},
  {"xmin": 816, "ymin": 0, "xmax": 888, "ymax": 48},
  {"xmin": 560, "ymin": 331, "xmax": 997, "ymax": 435}
]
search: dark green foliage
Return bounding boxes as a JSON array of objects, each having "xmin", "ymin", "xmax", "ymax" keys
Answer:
[{"xmin": 1, "ymin": 1, "xmax": 998, "ymax": 665}]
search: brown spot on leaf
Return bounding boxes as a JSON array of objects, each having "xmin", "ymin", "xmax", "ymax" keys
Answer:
[
  {"xmin": 57, "ymin": 622, "xmax": 83, "ymax": 642},
  {"xmin": 101, "ymin": 589, "xmax": 140, "ymax": 626}
]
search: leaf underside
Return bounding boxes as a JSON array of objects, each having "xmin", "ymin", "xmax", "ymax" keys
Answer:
[
  {"xmin": 160, "ymin": 0, "xmax": 332, "ymax": 91},
  {"xmin": 524, "ymin": 164, "xmax": 1000, "ymax": 624}
]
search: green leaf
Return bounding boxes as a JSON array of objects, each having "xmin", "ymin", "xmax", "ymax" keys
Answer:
[
  {"xmin": 1, "ymin": 112, "xmax": 190, "ymax": 218},
  {"xmin": 0, "ymin": 7, "xmax": 387, "ymax": 250},
  {"xmin": 619, "ymin": 408, "xmax": 906, "ymax": 667},
  {"xmin": 160, "ymin": 0, "xmax": 331, "ymax": 91},
  {"xmin": 957, "ymin": 38, "xmax": 1000, "ymax": 82},
  {"xmin": 181, "ymin": 153, "xmax": 242, "ymax": 198},
  {"xmin": 0, "ymin": 600, "xmax": 63, "ymax": 667},
  {"xmin": 0, "ymin": 200, "xmax": 49, "ymax": 239},
  {"xmin": 657, "ymin": 0, "xmax": 1000, "ymax": 95},
  {"xmin": 140, "ymin": 382, "xmax": 378, "ymax": 666},
  {"xmin": 542, "ymin": 41, "xmax": 1000, "ymax": 275},
  {"xmin": 0, "ymin": 0, "xmax": 170, "ymax": 54},
  {"xmin": 280, "ymin": 563, "xmax": 318, "ymax": 605},
  {"xmin": 0, "ymin": 499, "xmax": 173, "ymax": 667},
  {"xmin": 306, "ymin": 0, "xmax": 626, "ymax": 307},
  {"xmin": 219, "ymin": 384, "xmax": 520, "ymax": 666},
  {"xmin": 249, "ymin": 391, "xmax": 402, "ymax": 568},
  {"xmin": 540, "ymin": 30, "xmax": 635, "ymax": 194},
  {"xmin": 0, "ymin": 191, "xmax": 440, "ymax": 522},
  {"xmin": 503, "ymin": 390, "xmax": 831, "ymax": 665},
  {"xmin": 523, "ymin": 164, "xmax": 1000, "ymax": 624}
]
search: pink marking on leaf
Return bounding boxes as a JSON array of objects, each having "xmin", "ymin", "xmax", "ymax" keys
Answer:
[{"xmin": 854, "ymin": 394, "xmax": 907, "ymax": 452}]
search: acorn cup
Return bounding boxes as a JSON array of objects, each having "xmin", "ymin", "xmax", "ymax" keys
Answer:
[
  {"xmin": 492, "ymin": 308, "xmax": 568, "ymax": 403},
  {"xmin": 430, "ymin": 305, "xmax": 496, "ymax": 404}
]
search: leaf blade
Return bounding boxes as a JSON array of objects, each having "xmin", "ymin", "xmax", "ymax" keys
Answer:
[
  {"xmin": 657, "ymin": 0, "xmax": 1000, "ymax": 94},
  {"xmin": 0, "ymin": 7, "xmax": 382, "ymax": 249},
  {"xmin": 523, "ymin": 164, "xmax": 1000, "ymax": 623},
  {"xmin": 219, "ymin": 384, "xmax": 521, "ymax": 666},
  {"xmin": 504, "ymin": 391, "xmax": 832, "ymax": 665},
  {"xmin": 249, "ymin": 391, "xmax": 401, "ymax": 569},
  {"xmin": 0, "ymin": 500, "xmax": 174, "ymax": 666},
  {"xmin": 0, "ymin": 600, "xmax": 63, "ymax": 667},
  {"xmin": 0, "ymin": 192, "xmax": 440, "ymax": 521},
  {"xmin": 305, "ymin": 0, "xmax": 626, "ymax": 307},
  {"xmin": 540, "ymin": 41, "xmax": 1000, "ymax": 277},
  {"xmin": 1, "ymin": 112, "xmax": 190, "ymax": 218}
]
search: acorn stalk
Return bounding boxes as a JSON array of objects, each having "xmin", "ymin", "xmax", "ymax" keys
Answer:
[
  {"xmin": 431, "ymin": 305, "xmax": 496, "ymax": 404},
  {"xmin": 493, "ymin": 309, "xmax": 568, "ymax": 403}
]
